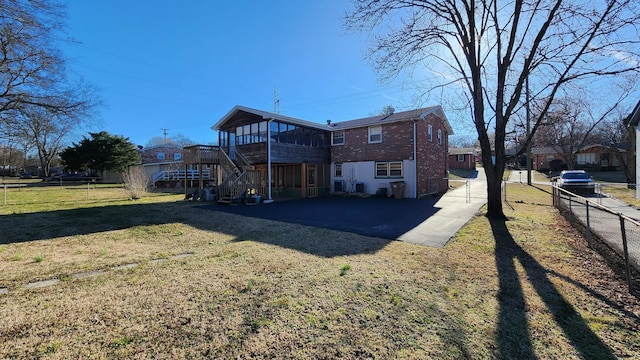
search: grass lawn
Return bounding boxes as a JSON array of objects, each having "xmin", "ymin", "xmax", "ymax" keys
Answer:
[{"xmin": 0, "ymin": 184, "xmax": 639, "ymax": 359}]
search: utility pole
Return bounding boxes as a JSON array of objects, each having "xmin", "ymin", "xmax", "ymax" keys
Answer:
[
  {"xmin": 161, "ymin": 128, "xmax": 169, "ymax": 144},
  {"xmin": 526, "ymin": 70, "xmax": 532, "ymax": 185}
]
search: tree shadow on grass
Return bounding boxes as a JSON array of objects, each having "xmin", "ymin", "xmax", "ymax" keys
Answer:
[
  {"xmin": 491, "ymin": 218, "xmax": 616, "ymax": 359},
  {"xmin": 0, "ymin": 200, "xmax": 396, "ymax": 258}
]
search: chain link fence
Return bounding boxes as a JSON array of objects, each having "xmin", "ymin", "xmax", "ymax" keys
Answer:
[{"xmin": 552, "ymin": 186, "xmax": 640, "ymax": 294}]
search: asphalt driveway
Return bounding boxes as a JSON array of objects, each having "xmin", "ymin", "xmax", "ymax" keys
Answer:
[{"xmin": 203, "ymin": 196, "xmax": 443, "ymax": 240}]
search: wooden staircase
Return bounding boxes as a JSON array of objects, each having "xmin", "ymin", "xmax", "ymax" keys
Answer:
[{"xmin": 215, "ymin": 148, "xmax": 264, "ymax": 204}]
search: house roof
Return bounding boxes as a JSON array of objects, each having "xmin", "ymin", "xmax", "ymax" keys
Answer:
[
  {"xmin": 625, "ymin": 100, "xmax": 640, "ymax": 128},
  {"xmin": 211, "ymin": 105, "xmax": 330, "ymax": 131},
  {"xmin": 328, "ymin": 106, "xmax": 454, "ymax": 134},
  {"xmin": 448, "ymin": 147, "xmax": 477, "ymax": 155},
  {"xmin": 212, "ymin": 105, "xmax": 455, "ymax": 135}
]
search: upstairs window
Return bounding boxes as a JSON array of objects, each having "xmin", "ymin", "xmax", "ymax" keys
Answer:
[
  {"xmin": 437, "ymin": 129, "xmax": 443, "ymax": 145},
  {"xmin": 428, "ymin": 124, "xmax": 433, "ymax": 142},
  {"xmin": 174, "ymin": 153, "xmax": 182, "ymax": 161},
  {"xmin": 157, "ymin": 152, "xmax": 165, "ymax": 160},
  {"xmin": 369, "ymin": 126, "xmax": 382, "ymax": 143},
  {"xmin": 332, "ymin": 131, "xmax": 345, "ymax": 145}
]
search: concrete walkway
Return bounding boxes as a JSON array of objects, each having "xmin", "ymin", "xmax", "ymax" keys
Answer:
[{"xmin": 399, "ymin": 170, "xmax": 488, "ymax": 247}]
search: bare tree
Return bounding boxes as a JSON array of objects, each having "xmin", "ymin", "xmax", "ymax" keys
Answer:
[
  {"xmin": 346, "ymin": 0, "xmax": 640, "ymax": 218},
  {"xmin": 9, "ymin": 104, "xmax": 85, "ymax": 177},
  {"xmin": 0, "ymin": 0, "xmax": 99, "ymax": 172}
]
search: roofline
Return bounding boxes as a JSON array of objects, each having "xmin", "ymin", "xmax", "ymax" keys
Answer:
[
  {"xmin": 626, "ymin": 100, "xmax": 640, "ymax": 128},
  {"xmin": 211, "ymin": 105, "xmax": 329, "ymax": 131},
  {"xmin": 421, "ymin": 106, "xmax": 454, "ymax": 135},
  {"xmin": 329, "ymin": 105, "xmax": 455, "ymax": 134}
]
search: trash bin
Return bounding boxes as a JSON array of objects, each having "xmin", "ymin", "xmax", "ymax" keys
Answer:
[{"xmin": 390, "ymin": 181, "xmax": 405, "ymax": 199}]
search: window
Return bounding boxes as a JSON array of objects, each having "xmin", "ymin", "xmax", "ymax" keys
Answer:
[
  {"xmin": 437, "ymin": 129, "xmax": 443, "ymax": 145},
  {"xmin": 250, "ymin": 123, "xmax": 259, "ymax": 143},
  {"xmin": 375, "ymin": 161, "xmax": 403, "ymax": 178},
  {"xmin": 174, "ymin": 152, "xmax": 182, "ymax": 161},
  {"xmin": 157, "ymin": 152, "xmax": 165, "ymax": 160},
  {"xmin": 577, "ymin": 153, "xmax": 596, "ymax": 165},
  {"xmin": 332, "ymin": 131, "xmax": 344, "ymax": 145},
  {"xmin": 457, "ymin": 154, "xmax": 465, "ymax": 162},
  {"xmin": 334, "ymin": 163, "xmax": 343, "ymax": 177},
  {"xmin": 428, "ymin": 124, "xmax": 433, "ymax": 142},
  {"xmin": 259, "ymin": 121, "xmax": 267, "ymax": 142},
  {"xmin": 236, "ymin": 126, "xmax": 243, "ymax": 145},
  {"xmin": 369, "ymin": 126, "xmax": 382, "ymax": 143},
  {"xmin": 270, "ymin": 121, "xmax": 279, "ymax": 142}
]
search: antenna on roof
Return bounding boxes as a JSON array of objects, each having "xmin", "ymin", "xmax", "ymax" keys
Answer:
[
  {"xmin": 274, "ymin": 86, "xmax": 281, "ymax": 114},
  {"xmin": 161, "ymin": 128, "xmax": 169, "ymax": 144}
]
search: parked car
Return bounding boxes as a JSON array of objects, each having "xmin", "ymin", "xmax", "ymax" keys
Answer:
[
  {"xmin": 555, "ymin": 170, "xmax": 595, "ymax": 195},
  {"xmin": 48, "ymin": 173, "xmax": 90, "ymax": 182}
]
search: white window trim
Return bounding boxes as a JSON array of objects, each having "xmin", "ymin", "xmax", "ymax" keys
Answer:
[
  {"xmin": 428, "ymin": 124, "xmax": 433, "ymax": 142},
  {"xmin": 368, "ymin": 126, "xmax": 382, "ymax": 144},
  {"xmin": 437, "ymin": 129, "xmax": 443, "ymax": 145},
  {"xmin": 331, "ymin": 131, "xmax": 345, "ymax": 145},
  {"xmin": 334, "ymin": 163, "xmax": 343, "ymax": 177},
  {"xmin": 375, "ymin": 161, "xmax": 403, "ymax": 178},
  {"xmin": 457, "ymin": 154, "xmax": 465, "ymax": 162}
]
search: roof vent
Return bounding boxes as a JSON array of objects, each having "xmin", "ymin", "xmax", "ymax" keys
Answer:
[{"xmin": 327, "ymin": 119, "xmax": 332, "ymax": 126}]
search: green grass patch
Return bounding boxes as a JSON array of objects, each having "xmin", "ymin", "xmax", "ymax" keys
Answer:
[{"xmin": 0, "ymin": 184, "xmax": 638, "ymax": 358}]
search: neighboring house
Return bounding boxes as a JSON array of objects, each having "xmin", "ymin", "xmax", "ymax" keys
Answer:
[
  {"xmin": 183, "ymin": 105, "xmax": 453, "ymax": 201},
  {"xmin": 524, "ymin": 145, "xmax": 625, "ymax": 172},
  {"xmin": 138, "ymin": 144, "xmax": 186, "ymax": 186},
  {"xmin": 530, "ymin": 147, "xmax": 565, "ymax": 171},
  {"xmin": 574, "ymin": 144, "xmax": 624, "ymax": 171},
  {"xmin": 449, "ymin": 147, "xmax": 477, "ymax": 170},
  {"xmin": 625, "ymin": 100, "xmax": 640, "ymax": 198}
]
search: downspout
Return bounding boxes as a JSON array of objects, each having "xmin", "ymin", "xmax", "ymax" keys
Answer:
[
  {"xmin": 264, "ymin": 118, "xmax": 274, "ymax": 203},
  {"xmin": 413, "ymin": 119, "xmax": 418, "ymax": 198}
]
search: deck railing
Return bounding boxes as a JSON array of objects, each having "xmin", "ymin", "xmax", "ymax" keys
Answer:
[
  {"xmin": 152, "ymin": 169, "xmax": 211, "ymax": 185},
  {"xmin": 182, "ymin": 145, "xmax": 220, "ymax": 163}
]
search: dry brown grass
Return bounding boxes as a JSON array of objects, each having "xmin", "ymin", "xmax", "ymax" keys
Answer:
[{"xmin": 0, "ymin": 185, "xmax": 639, "ymax": 359}]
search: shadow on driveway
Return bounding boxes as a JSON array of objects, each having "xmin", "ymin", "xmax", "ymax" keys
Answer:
[{"xmin": 201, "ymin": 196, "xmax": 442, "ymax": 240}]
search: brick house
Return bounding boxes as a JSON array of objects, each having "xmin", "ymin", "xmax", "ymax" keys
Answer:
[
  {"xmin": 449, "ymin": 147, "xmax": 477, "ymax": 169},
  {"xmin": 182, "ymin": 105, "xmax": 452, "ymax": 202},
  {"xmin": 138, "ymin": 144, "xmax": 187, "ymax": 186},
  {"xmin": 329, "ymin": 106, "xmax": 453, "ymax": 198}
]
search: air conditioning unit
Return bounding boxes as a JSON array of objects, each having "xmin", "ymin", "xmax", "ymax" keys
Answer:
[
  {"xmin": 355, "ymin": 183, "xmax": 364, "ymax": 193},
  {"xmin": 334, "ymin": 181, "xmax": 344, "ymax": 192}
]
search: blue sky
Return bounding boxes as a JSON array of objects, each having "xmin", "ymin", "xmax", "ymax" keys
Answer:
[{"xmin": 61, "ymin": 0, "xmax": 453, "ymax": 147}]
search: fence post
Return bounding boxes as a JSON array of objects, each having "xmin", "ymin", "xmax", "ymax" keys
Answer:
[
  {"xmin": 569, "ymin": 193, "xmax": 572, "ymax": 213},
  {"xmin": 585, "ymin": 201, "xmax": 591, "ymax": 246},
  {"xmin": 466, "ymin": 179, "xmax": 470, "ymax": 204},
  {"xmin": 87, "ymin": 182, "xmax": 90, "ymax": 200},
  {"xmin": 619, "ymin": 215, "xmax": 634, "ymax": 293},
  {"xmin": 3, "ymin": 184, "xmax": 6, "ymax": 206}
]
